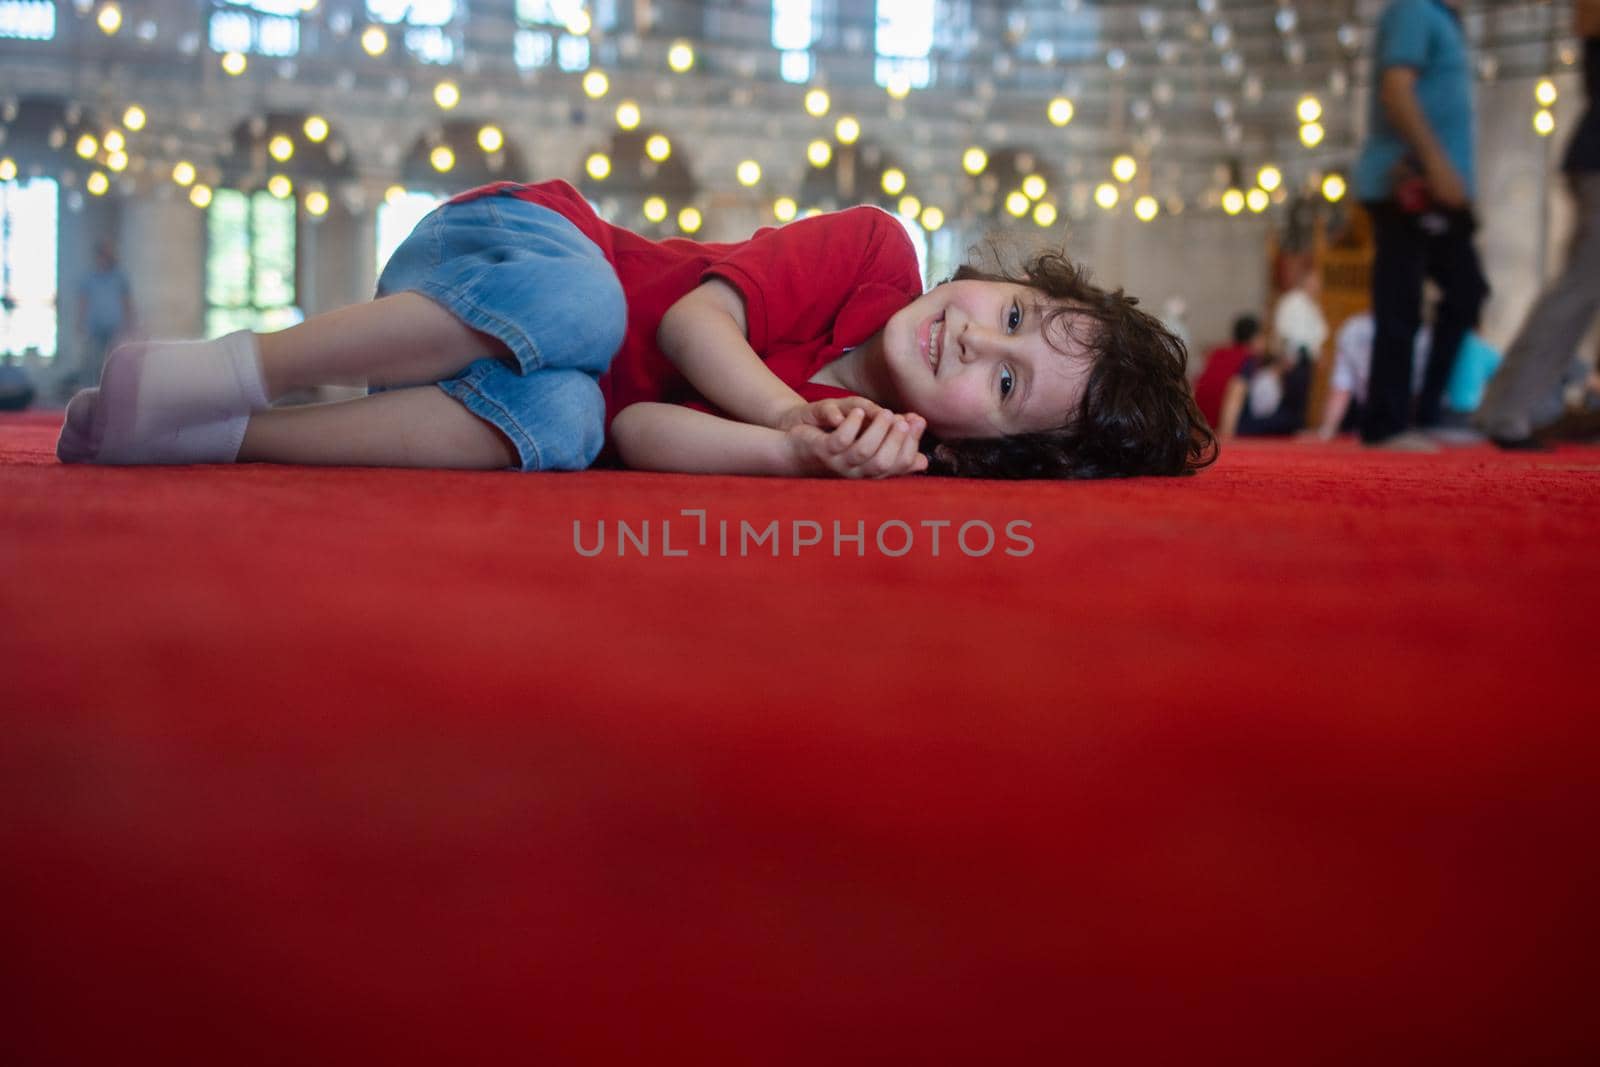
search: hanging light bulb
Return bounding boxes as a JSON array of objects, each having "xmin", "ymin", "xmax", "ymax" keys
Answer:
[
  {"xmin": 1257, "ymin": 165, "xmax": 1282, "ymax": 191},
  {"xmin": 881, "ymin": 168, "xmax": 906, "ymax": 195},
  {"xmin": 189, "ymin": 184, "xmax": 213, "ymax": 208},
  {"xmin": 1222, "ymin": 188, "xmax": 1245, "ymax": 214},
  {"xmin": 804, "ymin": 89, "xmax": 830, "ymax": 117},
  {"xmin": 736, "ymin": 160, "xmax": 762, "ymax": 186},
  {"xmin": 102, "ymin": 130, "xmax": 126, "ymax": 153},
  {"xmin": 122, "ymin": 105, "xmax": 146, "ymax": 131},
  {"xmin": 1535, "ymin": 79, "xmax": 1557, "ymax": 107},
  {"xmin": 96, "ymin": 4, "xmax": 121, "ymax": 34},
  {"xmin": 434, "ymin": 81, "xmax": 460, "ymax": 110},
  {"xmin": 430, "ymin": 145, "xmax": 454, "ymax": 172},
  {"xmin": 86, "ymin": 171, "xmax": 110, "ymax": 195},
  {"xmin": 172, "ymin": 160, "xmax": 196, "ymax": 186},
  {"xmin": 1534, "ymin": 109, "xmax": 1556, "ymax": 136},
  {"xmin": 677, "ymin": 206, "xmax": 703, "ymax": 233},
  {"xmin": 885, "ymin": 70, "xmax": 912, "ymax": 100},
  {"xmin": 583, "ymin": 71, "xmax": 609, "ymax": 99},
  {"xmin": 269, "ymin": 135, "xmax": 294, "ymax": 162},
  {"xmin": 1112, "ymin": 155, "xmax": 1137, "ymax": 183},
  {"xmin": 615, "ymin": 101, "xmax": 641, "ymax": 130},
  {"xmin": 1095, "ymin": 183, "xmax": 1119, "ymax": 209},
  {"xmin": 645, "ymin": 134, "xmax": 671, "ymax": 161},
  {"xmin": 1033, "ymin": 202, "xmax": 1058, "ymax": 227},
  {"xmin": 267, "ymin": 174, "xmax": 293, "ymax": 198},
  {"xmin": 303, "ymin": 115, "xmax": 329, "ymax": 142},
  {"xmin": 920, "ymin": 205, "xmax": 945, "ymax": 231},
  {"xmin": 1005, "ymin": 191, "xmax": 1030, "ymax": 216},
  {"xmin": 75, "ymin": 133, "xmax": 98, "ymax": 159},
  {"xmin": 361, "ymin": 27, "xmax": 388, "ymax": 56},
  {"xmin": 835, "ymin": 116, "xmax": 860, "ymax": 144},
  {"xmin": 304, "ymin": 189, "xmax": 330, "ymax": 216},
  {"xmin": 221, "ymin": 51, "xmax": 247, "ymax": 76},
  {"xmin": 643, "ymin": 196, "xmax": 668, "ymax": 223},
  {"xmin": 898, "ymin": 195, "xmax": 921, "ymax": 219},
  {"xmin": 962, "ymin": 147, "xmax": 988, "ymax": 175},
  {"xmin": 586, "ymin": 152, "xmax": 611, "ymax": 180},
  {"xmin": 1022, "ymin": 174, "xmax": 1047, "ymax": 200},
  {"xmin": 478, "ymin": 125, "xmax": 503, "ymax": 152},
  {"xmin": 1134, "ymin": 195, "xmax": 1160, "ymax": 222},
  {"xmin": 773, "ymin": 197, "xmax": 797, "ymax": 222},
  {"xmin": 1246, "ymin": 187, "xmax": 1270, "ymax": 212},
  {"xmin": 1047, "ymin": 97, "xmax": 1075, "ymax": 126},
  {"xmin": 667, "ymin": 41, "xmax": 695, "ymax": 73},
  {"xmin": 1322, "ymin": 173, "xmax": 1347, "ymax": 202},
  {"xmin": 1297, "ymin": 95, "xmax": 1323, "ymax": 123},
  {"xmin": 807, "ymin": 139, "xmax": 832, "ymax": 167},
  {"xmin": 1300, "ymin": 122, "xmax": 1325, "ymax": 147}
]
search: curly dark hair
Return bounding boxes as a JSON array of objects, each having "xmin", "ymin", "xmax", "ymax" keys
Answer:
[{"xmin": 920, "ymin": 251, "xmax": 1219, "ymax": 480}]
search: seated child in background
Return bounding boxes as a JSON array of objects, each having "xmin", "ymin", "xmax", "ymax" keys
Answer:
[
  {"xmin": 1213, "ymin": 266, "xmax": 1326, "ymax": 440},
  {"xmin": 1192, "ymin": 314, "xmax": 1267, "ymax": 430},
  {"xmin": 57, "ymin": 179, "xmax": 1216, "ymax": 481}
]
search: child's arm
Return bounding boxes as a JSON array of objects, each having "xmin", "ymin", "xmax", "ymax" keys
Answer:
[
  {"xmin": 656, "ymin": 279, "xmax": 812, "ymax": 429},
  {"xmin": 611, "ymin": 402, "xmax": 802, "ymax": 475},
  {"xmin": 612, "ymin": 402, "xmax": 927, "ymax": 478}
]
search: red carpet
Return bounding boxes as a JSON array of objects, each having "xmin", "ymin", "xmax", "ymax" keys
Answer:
[{"xmin": 3, "ymin": 407, "xmax": 1598, "ymax": 1064}]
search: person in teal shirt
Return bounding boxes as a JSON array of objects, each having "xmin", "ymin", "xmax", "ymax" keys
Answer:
[{"xmin": 1354, "ymin": 0, "xmax": 1490, "ymax": 450}]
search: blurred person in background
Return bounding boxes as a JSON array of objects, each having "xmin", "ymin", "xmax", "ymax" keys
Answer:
[
  {"xmin": 1355, "ymin": 0, "xmax": 1489, "ymax": 451},
  {"xmin": 1475, "ymin": 0, "xmax": 1600, "ymax": 449},
  {"xmin": 75, "ymin": 239, "xmax": 136, "ymax": 391}
]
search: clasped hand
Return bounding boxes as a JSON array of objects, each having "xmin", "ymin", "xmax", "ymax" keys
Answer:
[{"xmin": 776, "ymin": 398, "xmax": 929, "ymax": 478}]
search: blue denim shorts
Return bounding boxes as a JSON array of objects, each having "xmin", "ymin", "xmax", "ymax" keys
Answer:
[{"xmin": 372, "ymin": 195, "xmax": 626, "ymax": 471}]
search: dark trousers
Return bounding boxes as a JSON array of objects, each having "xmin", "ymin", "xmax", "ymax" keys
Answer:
[{"xmin": 1362, "ymin": 202, "xmax": 1490, "ymax": 442}]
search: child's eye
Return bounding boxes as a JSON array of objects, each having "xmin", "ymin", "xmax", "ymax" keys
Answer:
[
  {"xmin": 999, "ymin": 367, "xmax": 1014, "ymax": 400},
  {"xmin": 1006, "ymin": 301, "xmax": 1022, "ymax": 334}
]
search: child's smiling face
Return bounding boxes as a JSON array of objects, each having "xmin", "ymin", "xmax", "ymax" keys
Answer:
[{"xmin": 881, "ymin": 279, "xmax": 1095, "ymax": 440}]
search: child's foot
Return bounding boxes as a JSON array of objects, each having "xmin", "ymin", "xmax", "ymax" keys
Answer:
[
  {"xmin": 56, "ymin": 387, "xmax": 102, "ymax": 463},
  {"xmin": 54, "ymin": 332, "xmax": 269, "ymax": 465}
]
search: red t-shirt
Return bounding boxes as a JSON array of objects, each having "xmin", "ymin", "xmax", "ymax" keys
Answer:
[
  {"xmin": 1192, "ymin": 342, "xmax": 1255, "ymax": 429},
  {"xmin": 443, "ymin": 180, "xmax": 924, "ymax": 465}
]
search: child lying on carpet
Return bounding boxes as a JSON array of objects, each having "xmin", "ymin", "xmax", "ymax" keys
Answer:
[{"xmin": 56, "ymin": 179, "xmax": 1216, "ymax": 480}]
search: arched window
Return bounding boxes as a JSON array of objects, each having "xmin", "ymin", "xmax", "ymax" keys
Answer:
[
  {"xmin": 209, "ymin": 0, "xmax": 301, "ymax": 59},
  {"xmin": 875, "ymin": 0, "xmax": 933, "ymax": 90},
  {"xmin": 205, "ymin": 189, "xmax": 300, "ymax": 337},
  {"xmin": 515, "ymin": 0, "xmax": 611, "ymax": 72},
  {"xmin": 0, "ymin": 175, "xmax": 58, "ymax": 357},
  {"xmin": 367, "ymin": 0, "xmax": 459, "ymax": 65},
  {"xmin": 0, "ymin": 0, "xmax": 55, "ymax": 41},
  {"xmin": 771, "ymin": 0, "xmax": 814, "ymax": 85}
]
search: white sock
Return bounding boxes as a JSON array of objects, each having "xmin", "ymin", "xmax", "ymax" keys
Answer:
[{"xmin": 90, "ymin": 330, "xmax": 270, "ymax": 465}]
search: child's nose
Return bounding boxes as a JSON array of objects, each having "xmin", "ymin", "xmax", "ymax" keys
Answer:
[{"xmin": 957, "ymin": 324, "xmax": 1005, "ymax": 363}]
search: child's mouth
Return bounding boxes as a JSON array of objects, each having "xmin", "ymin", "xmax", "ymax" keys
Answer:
[{"xmin": 926, "ymin": 317, "xmax": 944, "ymax": 374}]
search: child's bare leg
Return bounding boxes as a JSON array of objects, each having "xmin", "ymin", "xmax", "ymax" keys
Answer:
[
  {"xmin": 238, "ymin": 386, "xmax": 517, "ymax": 470},
  {"xmin": 58, "ymin": 291, "xmax": 516, "ymax": 465},
  {"xmin": 257, "ymin": 291, "xmax": 515, "ymax": 401}
]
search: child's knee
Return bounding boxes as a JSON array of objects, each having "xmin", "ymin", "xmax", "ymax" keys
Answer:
[{"xmin": 529, "ymin": 371, "xmax": 606, "ymax": 472}]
